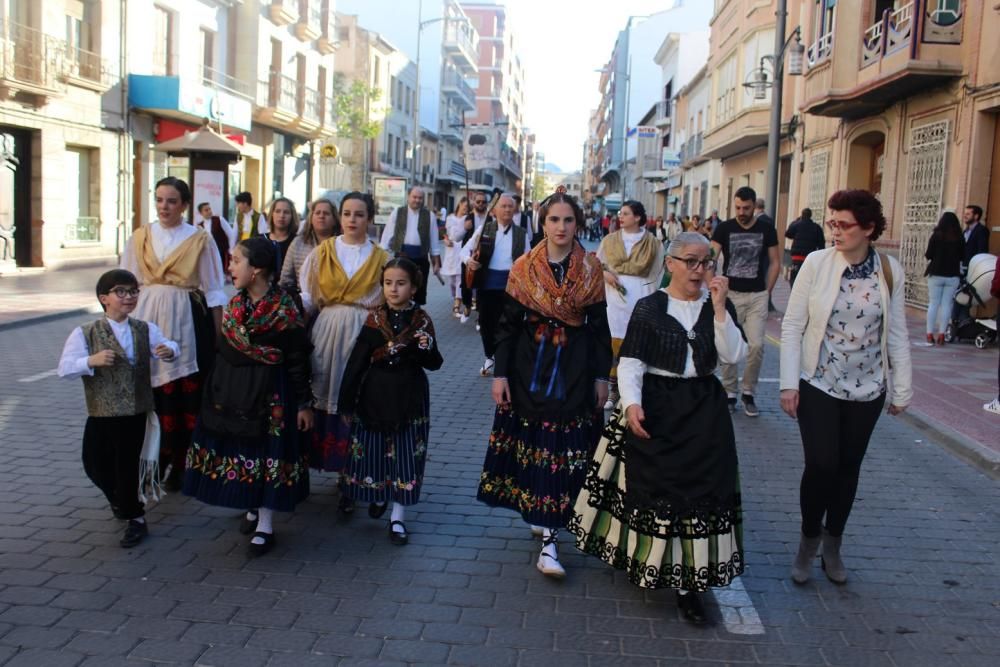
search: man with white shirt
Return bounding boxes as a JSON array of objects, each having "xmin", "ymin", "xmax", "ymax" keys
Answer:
[
  {"xmin": 194, "ymin": 202, "xmax": 235, "ymax": 271},
  {"xmin": 234, "ymin": 192, "xmax": 268, "ymax": 241},
  {"xmin": 461, "ymin": 194, "xmax": 529, "ymax": 375},
  {"xmin": 380, "ymin": 186, "xmax": 442, "ymax": 305},
  {"xmin": 512, "ymin": 194, "xmax": 536, "ymax": 245}
]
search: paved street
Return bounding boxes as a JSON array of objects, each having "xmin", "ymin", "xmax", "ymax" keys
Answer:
[{"xmin": 0, "ymin": 278, "xmax": 999, "ymax": 666}]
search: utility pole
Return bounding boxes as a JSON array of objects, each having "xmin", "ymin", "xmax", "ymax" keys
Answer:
[{"xmin": 765, "ymin": 0, "xmax": 787, "ymax": 221}]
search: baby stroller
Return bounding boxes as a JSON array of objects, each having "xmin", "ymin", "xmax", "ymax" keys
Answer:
[{"xmin": 945, "ymin": 253, "xmax": 998, "ymax": 349}]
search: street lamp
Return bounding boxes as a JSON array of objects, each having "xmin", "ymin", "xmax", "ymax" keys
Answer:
[
  {"xmin": 741, "ymin": 0, "xmax": 805, "ymax": 221},
  {"xmin": 412, "ymin": 0, "xmax": 472, "ymax": 186}
]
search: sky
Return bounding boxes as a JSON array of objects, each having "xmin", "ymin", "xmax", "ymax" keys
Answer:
[{"xmin": 504, "ymin": 0, "xmax": 691, "ymax": 172}]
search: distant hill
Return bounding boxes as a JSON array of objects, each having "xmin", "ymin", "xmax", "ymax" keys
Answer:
[{"xmin": 541, "ymin": 162, "xmax": 563, "ymax": 173}]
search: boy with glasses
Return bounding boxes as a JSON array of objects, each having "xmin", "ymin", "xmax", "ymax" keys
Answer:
[{"xmin": 58, "ymin": 269, "xmax": 179, "ymax": 548}]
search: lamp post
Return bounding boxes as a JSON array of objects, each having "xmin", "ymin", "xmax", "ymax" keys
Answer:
[
  {"xmin": 413, "ymin": 1, "xmax": 471, "ymax": 187},
  {"xmin": 742, "ymin": 0, "xmax": 804, "ymax": 221}
]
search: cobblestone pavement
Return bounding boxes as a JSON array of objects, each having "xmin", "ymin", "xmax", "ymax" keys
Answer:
[{"xmin": 0, "ymin": 280, "xmax": 998, "ymax": 666}]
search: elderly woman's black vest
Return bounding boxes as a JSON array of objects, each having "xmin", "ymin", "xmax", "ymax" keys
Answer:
[{"xmin": 619, "ymin": 291, "xmax": 740, "ymax": 376}]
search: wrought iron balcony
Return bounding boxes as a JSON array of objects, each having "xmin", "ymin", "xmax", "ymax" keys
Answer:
[
  {"xmin": 443, "ymin": 21, "xmax": 478, "ymax": 72},
  {"xmin": 317, "ymin": 1, "xmax": 338, "ymax": 54},
  {"xmin": 62, "ymin": 45, "xmax": 112, "ymax": 90},
  {"xmin": 653, "ymin": 100, "xmax": 671, "ymax": 129},
  {"xmin": 442, "ymin": 69, "xmax": 476, "ymax": 110},
  {"xmin": 295, "ymin": 0, "xmax": 321, "ymax": 42},
  {"xmin": 0, "ymin": 20, "xmax": 65, "ymax": 101},
  {"xmin": 203, "ymin": 66, "xmax": 254, "ymax": 101}
]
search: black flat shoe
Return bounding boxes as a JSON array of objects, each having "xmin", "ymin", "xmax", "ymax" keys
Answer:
[
  {"xmin": 677, "ymin": 592, "xmax": 707, "ymax": 626},
  {"xmin": 389, "ymin": 520, "xmax": 408, "ymax": 546},
  {"xmin": 338, "ymin": 494, "xmax": 355, "ymax": 516},
  {"xmin": 239, "ymin": 512, "xmax": 259, "ymax": 535},
  {"xmin": 120, "ymin": 520, "xmax": 148, "ymax": 548},
  {"xmin": 248, "ymin": 531, "xmax": 275, "ymax": 557},
  {"xmin": 368, "ymin": 502, "xmax": 388, "ymax": 519}
]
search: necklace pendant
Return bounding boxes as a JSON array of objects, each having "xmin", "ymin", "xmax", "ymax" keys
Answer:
[
  {"xmin": 555, "ymin": 297, "xmax": 562, "ymax": 306},
  {"xmin": 687, "ymin": 329, "xmax": 696, "ymax": 340}
]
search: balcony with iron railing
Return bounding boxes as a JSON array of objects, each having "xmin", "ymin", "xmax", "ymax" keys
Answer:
[
  {"xmin": 317, "ymin": 0, "xmax": 338, "ymax": 54},
  {"xmin": 440, "ymin": 113, "xmax": 463, "ymax": 141},
  {"xmin": 295, "ymin": 0, "xmax": 322, "ymax": 41},
  {"xmin": 442, "ymin": 69, "xmax": 476, "ymax": 111},
  {"xmin": 652, "ymin": 100, "xmax": 672, "ymax": 129},
  {"xmin": 0, "ymin": 19, "xmax": 66, "ymax": 100},
  {"xmin": 269, "ymin": 0, "xmax": 298, "ymax": 26},
  {"xmin": 443, "ymin": 21, "xmax": 479, "ymax": 73},
  {"xmin": 203, "ymin": 66, "xmax": 254, "ymax": 101},
  {"xmin": 802, "ymin": 0, "xmax": 963, "ymax": 119},
  {"xmin": 255, "ymin": 70, "xmax": 300, "ymax": 128},
  {"xmin": 62, "ymin": 44, "xmax": 112, "ymax": 91}
]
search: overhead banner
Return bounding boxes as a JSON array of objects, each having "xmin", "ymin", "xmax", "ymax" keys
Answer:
[{"xmin": 463, "ymin": 125, "xmax": 500, "ymax": 171}]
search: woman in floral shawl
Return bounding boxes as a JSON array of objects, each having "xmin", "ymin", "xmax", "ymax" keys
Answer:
[
  {"xmin": 183, "ymin": 237, "xmax": 313, "ymax": 556},
  {"xmin": 476, "ymin": 193, "xmax": 612, "ymax": 579}
]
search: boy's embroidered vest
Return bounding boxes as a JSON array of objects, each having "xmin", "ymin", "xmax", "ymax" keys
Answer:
[
  {"xmin": 239, "ymin": 211, "xmax": 262, "ymax": 241},
  {"xmin": 479, "ymin": 220, "xmax": 526, "ymax": 268},
  {"xmin": 390, "ymin": 207, "xmax": 431, "ymax": 255},
  {"xmin": 81, "ymin": 318, "xmax": 154, "ymax": 417}
]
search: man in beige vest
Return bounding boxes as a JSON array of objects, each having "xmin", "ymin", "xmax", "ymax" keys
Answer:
[{"xmin": 379, "ymin": 186, "xmax": 442, "ymax": 305}]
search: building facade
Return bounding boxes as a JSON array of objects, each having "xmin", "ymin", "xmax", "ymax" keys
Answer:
[
  {"xmin": 1, "ymin": 0, "xmax": 126, "ymax": 268},
  {"xmin": 461, "ymin": 2, "xmax": 528, "ymax": 197}
]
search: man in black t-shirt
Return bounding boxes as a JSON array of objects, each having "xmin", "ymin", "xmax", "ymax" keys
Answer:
[
  {"xmin": 785, "ymin": 207, "xmax": 826, "ymax": 287},
  {"xmin": 711, "ymin": 186, "xmax": 780, "ymax": 417}
]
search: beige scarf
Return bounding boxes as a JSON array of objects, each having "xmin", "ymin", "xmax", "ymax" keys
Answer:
[{"xmin": 602, "ymin": 230, "xmax": 659, "ymax": 277}]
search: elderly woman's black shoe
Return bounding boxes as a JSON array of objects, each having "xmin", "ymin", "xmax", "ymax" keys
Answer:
[{"xmin": 677, "ymin": 592, "xmax": 707, "ymax": 626}]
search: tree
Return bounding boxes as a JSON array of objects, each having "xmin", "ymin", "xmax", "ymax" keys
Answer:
[
  {"xmin": 331, "ymin": 74, "xmax": 383, "ymax": 141},
  {"xmin": 532, "ymin": 172, "xmax": 547, "ymax": 202}
]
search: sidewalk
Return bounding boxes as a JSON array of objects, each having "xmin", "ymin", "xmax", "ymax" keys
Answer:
[
  {"xmin": 0, "ymin": 260, "xmax": 115, "ymax": 330},
  {"xmin": 766, "ymin": 278, "xmax": 999, "ymax": 475}
]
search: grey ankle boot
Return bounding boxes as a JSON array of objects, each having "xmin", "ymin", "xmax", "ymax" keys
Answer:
[
  {"xmin": 790, "ymin": 533, "xmax": 822, "ymax": 584},
  {"xmin": 821, "ymin": 529, "xmax": 847, "ymax": 584}
]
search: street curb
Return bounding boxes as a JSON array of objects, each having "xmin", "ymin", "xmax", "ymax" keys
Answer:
[
  {"xmin": 764, "ymin": 331, "xmax": 1000, "ymax": 481},
  {"xmin": 899, "ymin": 407, "xmax": 1000, "ymax": 481},
  {"xmin": 0, "ymin": 305, "xmax": 103, "ymax": 333}
]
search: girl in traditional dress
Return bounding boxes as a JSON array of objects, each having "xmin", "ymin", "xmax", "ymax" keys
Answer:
[
  {"xmin": 597, "ymin": 200, "xmax": 665, "ymax": 410},
  {"xmin": 279, "ymin": 198, "xmax": 340, "ymax": 299},
  {"xmin": 477, "ymin": 193, "xmax": 612, "ymax": 579},
  {"xmin": 267, "ymin": 197, "xmax": 300, "ymax": 276},
  {"xmin": 183, "ymin": 237, "xmax": 313, "ymax": 556},
  {"xmin": 442, "ymin": 197, "xmax": 469, "ymax": 317},
  {"xmin": 569, "ymin": 232, "xmax": 747, "ymax": 626},
  {"xmin": 120, "ymin": 177, "xmax": 227, "ymax": 491},
  {"xmin": 338, "ymin": 258, "xmax": 443, "ymax": 545},
  {"xmin": 300, "ymin": 192, "xmax": 389, "ymax": 514}
]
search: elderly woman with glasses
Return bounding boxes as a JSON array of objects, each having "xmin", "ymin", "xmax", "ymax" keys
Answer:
[
  {"xmin": 780, "ymin": 189, "xmax": 911, "ymax": 586},
  {"xmin": 570, "ymin": 231, "xmax": 747, "ymax": 626}
]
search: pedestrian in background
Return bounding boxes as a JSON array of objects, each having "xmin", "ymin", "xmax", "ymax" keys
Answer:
[
  {"xmin": 279, "ymin": 198, "xmax": 339, "ymax": 300},
  {"xmin": 267, "ymin": 197, "xmax": 299, "ymax": 277},
  {"xmin": 58, "ymin": 269, "xmax": 179, "ymax": 548},
  {"xmin": 652, "ymin": 215, "xmax": 669, "ymax": 244},
  {"xmin": 597, "ymin": 200, "xmax": 665, "ymax": 409},
  {"xmin": 780, "ymin": 189, "xmax": 911, "ymax": 585},
  {"xmin": 184, "ymin": 237, "xmax": 313, "ymax": 557},
  {"xmin": 923, "ymin": 211, "xmax": 964, "ymax": 345},
  {"xmin": 300, "ymin": 192, "xmax": 388, "ymax": 515},
  {"xmin": 235, "ymin": 191, "xmax": 267, "ymax": 241},
  {"xmin": 442, "ymin": 197, "xmax": 469, "ymax": 317},
  {"xmin": 338, "ymin": 258, "xmax": 443, "ymax": 546},
  {"xmin": 711, "ymin": 186, "xmax": 780, "ymax": 418},
  {"xmin": 666, "ymin": 213, "xmax": 683, "ymax": 241},
  {"xmin": 785, "ymin": 207, "xmax": 825, "ymax": 287},
  {"xmin": 570, "ymin": 232, "xmax": 747, "ymax": 626},
  {"xmin": 477, "ymin": 193, "xmax": 611, "ymax": 579},
  {"xmin": 120, "ymin": 176, "xmax": 227, "ymax": 491}
]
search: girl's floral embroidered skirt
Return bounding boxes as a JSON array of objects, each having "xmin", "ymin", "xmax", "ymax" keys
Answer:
[
  {"xmin": 342, "ymin": 407, "xmax": 430, "ymax": 507},
  {"xmin": 182, "ymin": 378, "xmax": 309, "ymax": 513},
  {"xmin": 476, "ymin": 405, "xmax": 602, "ymax": 529}
]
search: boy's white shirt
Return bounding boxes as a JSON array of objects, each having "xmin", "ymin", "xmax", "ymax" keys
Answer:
[{"xmin": 57, "ymin": 317, "xmax": 179, "ymax": 379}]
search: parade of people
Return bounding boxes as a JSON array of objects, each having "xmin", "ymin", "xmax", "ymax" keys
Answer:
[{"xmin": 5, "ymin": 1, "xmax": 1000, "ymax": 662}]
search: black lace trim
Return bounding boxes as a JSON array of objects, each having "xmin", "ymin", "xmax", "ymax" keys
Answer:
[
  {"xmin": 566, "ymin": 514, "xmax": 744, "ymax": 591},
  {"xmin": 577, "ymin": 410, "xmax": 743, "ymax": 539}
]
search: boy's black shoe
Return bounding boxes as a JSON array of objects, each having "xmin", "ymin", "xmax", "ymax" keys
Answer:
[
  {"xmin": 727, "ymin": 397, "xmax": 737, "ymax": 413},
  {"xmin": 742, "ymin": 394, "xmax": 759, "ymax": 418},
  {"xmin": 677, "ymin": 592, "xmax": 708, "ymax": 626},
  {"xmin": 120, "ymin": 520, "xmax": 148, "ymax": 548}
]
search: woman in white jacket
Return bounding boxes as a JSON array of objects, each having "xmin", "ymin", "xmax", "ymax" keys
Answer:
[{"xmin": 779, "ymin": 189, "xmax": 911, "ymax": 586}]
